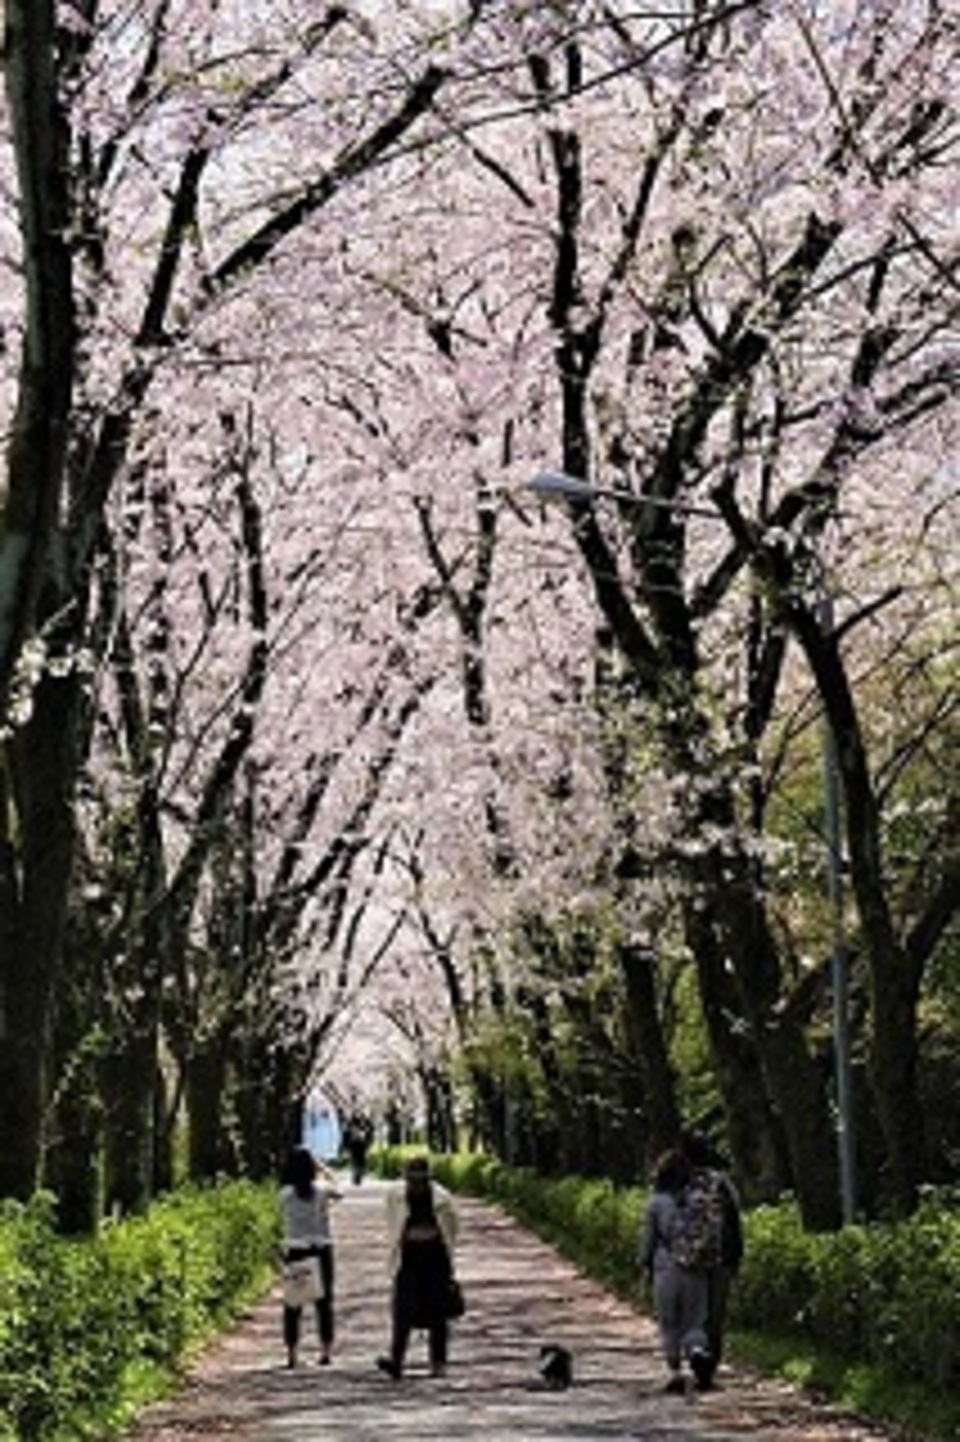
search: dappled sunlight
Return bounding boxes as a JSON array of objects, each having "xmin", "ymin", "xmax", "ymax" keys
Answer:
[{"xmin": 127, "ymin": 1188, "xmax": 896, "ymax": 1442}]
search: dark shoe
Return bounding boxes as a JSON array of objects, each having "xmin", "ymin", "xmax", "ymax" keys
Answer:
[
  {"xmin": 376, "ymin": 1356, "xmax": 400, "ymax": 1379},
  {"xmin": 690, "ymin": 1350, "xmax": 714, "ymax": 1391},
  {"xmin": 664, "ymin": 1373, "xmax": 686, "ymax": 1395}
]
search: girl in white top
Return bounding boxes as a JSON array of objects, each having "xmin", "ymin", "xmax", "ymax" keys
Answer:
[{"xmin": 279, "ymin": 1146, "xmax": 342, "ymax": 1367}]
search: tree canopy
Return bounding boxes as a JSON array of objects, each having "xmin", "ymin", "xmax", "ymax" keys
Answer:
[{"xmin": 1, "ymin": 0, "xmax": 956, "ymax": 1228}]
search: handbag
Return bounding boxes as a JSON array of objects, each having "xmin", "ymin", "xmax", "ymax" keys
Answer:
[
  {"xmin": 446, "ymin": 1277, "xmax": 466, "ymax": 1319},
  {"xmin": 281, "ymin": 1255, "xmax": 322, "ymax": 1308}
]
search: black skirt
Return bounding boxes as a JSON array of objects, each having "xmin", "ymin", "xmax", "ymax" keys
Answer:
[{"xmin": 396, "ymin": 1234, "xmax": 451, "ymax": 1329}]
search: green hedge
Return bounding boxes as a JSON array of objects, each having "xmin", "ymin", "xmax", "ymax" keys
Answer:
[
  {"xmin": 391, "ymin": 1151, "xmax": 959, "ymax": 1399},
  {"xmin": 0, "ymin": 1181, "xmax": 278, "ymax": 1441},
  {"xmin": 737, "ymin": 1191, "xmax": 959, "ymax": 1390}
]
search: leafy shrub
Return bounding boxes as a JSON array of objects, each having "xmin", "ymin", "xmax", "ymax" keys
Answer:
[
  {"xmin": 731, "ymin": 1187, "xmax": 960, "ymax": 1390},
  {"xmin": 732, "ymin": 1201, "xmax": 820, "ymax": 1329},
  {"xmin": 0, "ymin": 1181, "xmax": 277, "ymax": 1441},
  {"xmin": 890, "ymin": 1191, "xmax": 960, "ymax": 1388}
]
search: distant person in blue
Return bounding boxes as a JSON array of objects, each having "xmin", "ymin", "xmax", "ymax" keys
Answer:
[
  {"xmin": 302, "ymin": 1097, "xmax": 341, "ymax": 1161},
  {"xmin": 279, "ymin": 1146, "xmax": 342, "ymax": 1368}
]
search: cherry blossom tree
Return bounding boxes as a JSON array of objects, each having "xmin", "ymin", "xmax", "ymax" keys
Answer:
[
  {"xmin": 0, "ymin": 0, "xmax": 470, "ymax": 1201},
  {"xmin": 509, "ymin": 0, "xmax": 956, "ymax": 1218},
  {"xmin": 1, "ymin": 0, "xmax": 954, "ymax": 1228},
  {"xmin": 289, "ymin": 0, "xmax": 956, "ymax": 1220}
]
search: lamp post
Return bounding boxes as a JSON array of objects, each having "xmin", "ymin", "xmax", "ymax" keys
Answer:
[
  {"xmin": 528, "ymin": 467, "xmax": 857, "ymax": 1221},
  {"xmin": 816, "ymin": 593, "xmax": 857, "ymax": 1224}
]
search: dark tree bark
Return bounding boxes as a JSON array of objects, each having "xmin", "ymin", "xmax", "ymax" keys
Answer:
[
  {"xmin": 0, "ymin": 0, "xmax": 73, "ymax": 698},
  {"xmin": 681, "ymin": 906, "xmax": 789, "ymax": 1205},
  {"xmin": 186, "ymin": 1039, "xmax": 235, "ymax": 1181},
  {"xmin": 0, "ymin": 0, "xmax": 77, "ymax": 1202},
  {"xmin": 101, "ymin": 1022, "xmax": 162, "ymax": 1216},
  {"xmin": 616, "ymin": 940, "xmax": 680, "ymax": 1159},
  {"xmin": 0, "ymin": 672, "xmax": 82, "ymax": 1198}
]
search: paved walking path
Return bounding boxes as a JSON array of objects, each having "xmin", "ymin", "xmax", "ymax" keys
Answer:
[{"xmin": 126, "ymin": 1180, "xmax": 900, "ymax": 1442}]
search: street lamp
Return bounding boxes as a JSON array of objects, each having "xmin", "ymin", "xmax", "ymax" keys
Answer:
[
  {"xmin": 529, "ymin": 468, "xmax": 719, "ymax": 518},
  {"xmin": 528, "ymin": 467, "xmax": 857, "ymax": 1221}
]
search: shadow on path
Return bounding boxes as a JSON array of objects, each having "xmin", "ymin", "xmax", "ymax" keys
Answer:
[{"xmin": 126, "ymin": 1180, "xmax": 898, "ymax": 1442}]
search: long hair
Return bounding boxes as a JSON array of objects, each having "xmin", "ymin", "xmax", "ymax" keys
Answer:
[{"xmin": 284, "ymin": 1145, "xmax": 317, "ymax": 1200}]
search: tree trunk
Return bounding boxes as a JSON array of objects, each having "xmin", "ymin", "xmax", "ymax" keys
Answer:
[
  {"xmin": 44, "ymin": 1081, "xmax": 103, "ymax": 1235},
  {"xmin": 0, "ymin": 0, "xmax": 77, "ymax": 1203},
  {"xmin": 790, "ymin": 597, "xmax": 926, "ymax": 1215},
  {"xmin": 233, "ymin": 1039, "xmax": 301, "ymax": 1181},
  {"xmin": 519, "ymin": 987, "xmax": 567, "ymax": 1170},
  {"xmin": 869, "ymin": 974, "xmax": 924, "ymax": 1214},
  {"xmin": 713, "ymin": 856, "xmax": 841, "ymax": 1230},
  {"xmin": 0, "ymin": 674, "xmax": 80, "ymax": 1199},
  {"xmin": 617, "ymin": 940, "xmax": 680, "ymax": 1159},
  {"xmin": 153, "ymin": 1064, "xmax": 176, "ymax": 1195},
  {"xmin": 682, "ymin": 905, "xmax": 790, "ymax": 1205},
  {"xmin": 186, "ymin": 1039, "xmax": 233, "ymax": 1181},
  {"xmin": 101, "ymin": 1019, "xmax": 159, "ymax": 1215},
  {"xmin": 0, "ymin": 0, "xmax": 73, "ymax": 700}
]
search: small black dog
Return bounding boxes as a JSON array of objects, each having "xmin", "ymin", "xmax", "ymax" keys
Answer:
[{"xmin": 539, "ymin": 1344, "xmax": 573, "ymax": 1389}]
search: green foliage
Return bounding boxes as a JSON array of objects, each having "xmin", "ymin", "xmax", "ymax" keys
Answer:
[
  {"xmin": 730, "ymin": 1201, "xmax": 818, "ymax": 1327},
  {"xmin": 0, "ymin": 1181, "xmax": 277, "ymax": 1441},
  {"xmin": 667, "ymin": 964, "xmax": 722, "ymax": 1127},
  {"xmin": 734, "ymin": 1188, "xmax": 960, "ymax": 1393},
  {"xmin": 408, "ymin": 1151, "xmax": 960, "ymax": 1439},
  {"xmin": 730, "ymin": 1330, "xmax": 960, "ymax": 1442}
]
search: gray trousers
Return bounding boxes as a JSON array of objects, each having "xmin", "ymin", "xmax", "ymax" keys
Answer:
[
  {"xmin": 706, "ymin": 1264, "xmax": 735, "ymax": 1365},
  {"xmin": 653, "ymin": 1262, "xmax": 709, "ymax": 1370}
]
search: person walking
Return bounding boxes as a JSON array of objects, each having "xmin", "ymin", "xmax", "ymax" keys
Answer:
[
  {"xmin": 343, "ymin": 1110, "xmax": 374, "ymax": 1186},
  {"xmin": 377, "ymin": 1155, "xmax": 459, "ymax": 1380},
  {"xmin": 678, "ymin": 1128, "xmax": 744, "ymax": 1387},
  {"xmin": 279, "ymin": 1145, "xmax": 343, "ymax": 1368},
  {"xmin": 638, "ymin": 1147, "xmax": 712, "ymax": 1395}
]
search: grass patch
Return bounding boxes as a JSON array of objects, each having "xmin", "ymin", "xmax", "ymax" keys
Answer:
[{"xmin": 728, "ymin": 1330, "xmax": 960, "ymax": 1442}]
